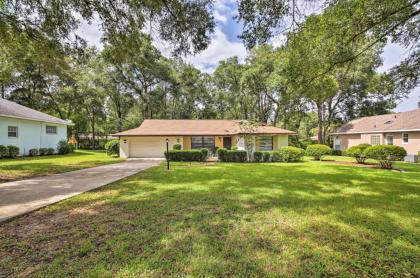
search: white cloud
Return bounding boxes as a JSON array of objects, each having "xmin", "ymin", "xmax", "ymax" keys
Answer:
[
  {"xmin": 186, "ymin": 27, "xmax": 247, "ymax": 73},
  {"xmin": 75, "ymin": 14, "xmax": 103, "ymax": 50}
]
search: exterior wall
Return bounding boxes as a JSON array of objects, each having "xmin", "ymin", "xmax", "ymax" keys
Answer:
[
  {"xmin": 275, "ymin": 135, "xmax": 288, "ymax": 149},
  {"xmin": 236, "ymin": 136, "xmax": 245, "ymax": 150},
  {"xmin": 0, "ymin": 116, "xmax": 67, "ymax": 156},
  {"xmin": 337, "ymin": 134, "xmax": 362, "ymax": 150},
  {"xmin": 183, "ymin": 136, "xmax": 191, "ymax": 149},
  {"xmin": 215, "ymin": 136, "xmax": 224, "ymax": 148}
]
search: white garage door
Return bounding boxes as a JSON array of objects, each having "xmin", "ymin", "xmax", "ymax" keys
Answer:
[{"xmin": 129, "ymin": 137, "xmax": 182, "ymax": 158}]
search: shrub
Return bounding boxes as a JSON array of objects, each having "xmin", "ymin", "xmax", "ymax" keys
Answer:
[
  {"xmin": 0, "ymin": 145, "xmax": 7, "ymax": 158},
  {"xmin": 364, "ymin": 145, "xmax": 407, "ymax": 169},
  {"xmin": 57, "ymin": 140, "xmax": 73, "ymax": 154},
  {"xmin": 271, "ymin": 152, "xmax": 281, "ymax": 162},
  {"xmin": 219, "ymin": 150, "xmax": 247, "ymax": 162},
  {"xmin": 332, "ymin": 149, "xmax": 342, "ymax": 156},
  {"xmin": 262, "ymin": 152, "xmax": 271, "ymax": 162},
  {"xmin": 306, "ymin": 144, "xmax": 332, "ymax": 160},
  {"xmin": 165, "ymin": 150, "xmax": 207, "ymax": 162},
  {"xmin": 346, "ymin": 144, "xmax": 371, "ymax": 164},
  {"xmin": 28, "ymin": 148, "xmax": 39, "ymax": 156},
  {"xmin": 105, "ymin": 140, "xmax": 119, "ymax": 156},
  {"xmin": 217, "ymin": 148, "xmax": 228, "ymax": 161},
  {"xmin": 47, "ymin": 148, "xmax": 55, "ymax": 155},
  {"xmin": 279, "ymin": 146, "xmax": 305, "ymax": 162},
  {"xmin": 173, "ymin": 143, "xmax": 182, "ymax": 150},
  {"xmin": 38, "ymin": 148, "xmax": 48, "ymax": 156},
  {"xmin": 7, "ymin": 145, "xmax": 19, "ymax": 158},
  {"xmin": 200, "ymin": 148, "xmax": 209, "ymax": 160},
  {"xmin": 253, "ymin": 151, "xmax": 263, "ymax": 162},
  {"xmin": 231, "ymin": 146, "xmax": 238, "ymax": 150}
]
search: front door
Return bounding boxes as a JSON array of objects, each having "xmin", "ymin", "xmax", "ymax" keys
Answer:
[{"xmin": 223, "ymin": 137, "xmax": 232, "ymax": 149}]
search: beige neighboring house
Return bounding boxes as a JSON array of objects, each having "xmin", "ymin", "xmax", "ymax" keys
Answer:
[
  {"xmin": 332, "ymin": 109, "xmax": 420, "ymax": 161},
  {"xmin": 113, "ymin": 119, "xmax": 295, "ymax": 158}
]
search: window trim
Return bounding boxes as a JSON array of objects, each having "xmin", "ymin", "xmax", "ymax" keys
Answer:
[
  {"xmin": 8, "ymin": 126, "xmax": 18, "ymax": 138},
  {"xmin": 46, "ymin": 125, "xmax": 57, "ymax": 135},
  {"xmin": 402, "ymin": 133, "xmax": 409, "ymax": 144}
]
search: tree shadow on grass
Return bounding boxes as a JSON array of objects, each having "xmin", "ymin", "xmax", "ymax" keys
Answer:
[{"xmin": 0, "ymin": 162, "xmax": 419, "ymax": 276}]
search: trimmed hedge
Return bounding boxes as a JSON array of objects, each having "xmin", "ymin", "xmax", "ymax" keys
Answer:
[
  {"xmin": 253, "ymin": 151, "xmax": 263, "ymax": 162},
  {"xmin": 218, "ymin": 149, "xmax": 248, "ymax": 162},
  {"xmin": 363, "ymin": 145, "xmax": 406, "ymax": 169},
  {"xmin": 262, "ymin": 151, "xmax": 271, "ymax": 162},
  {"xmin": 346, "ymin": 144, "xmax": 371, "ymax": 164},
  {"xmin": 29, "ymin": 148, "xmax": 39, "ymax": 156},
  {"xmin": 7, "ymin": 145, "xmax": 19, "ymax": 158},
  {"xmin": 39, "ymin": 148, "xmax": 48, "ymax": 156},
  {"xmin": 306, "ymin": 144, "xmax": 332, "ymax": 160},
  {"xmin": 173, "ymin": 144, "xmax": 182, "ymax": 150},
  {"xmin": 0, "ymin": 145, "xmax": 8, "ymax": 158},
  {"xmin": 105, "ymin": 139, "xmax": 119, "ymax": 156},
  {"xmin": 165, "ymin": 149, "xmax": 208, "ymax": 162},
  {"xmin": 57, "ymin": 140, "xmax": 73, "ymax": 154},
  {"xmin": 279, "ymin": 146, "xmax": 305, "ymax": 162},
  {"xmin": 47, "ymin": 148, "xmax": 55, "ymax": 155}
]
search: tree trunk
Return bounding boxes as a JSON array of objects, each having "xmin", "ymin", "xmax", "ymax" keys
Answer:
[
  {"xmin": 317, "ymin": 102, "xmax": 324, "ymax": 144},
  {"xmin": 91, "ymin": 116, "xmax": 96, "ymax": 149}
]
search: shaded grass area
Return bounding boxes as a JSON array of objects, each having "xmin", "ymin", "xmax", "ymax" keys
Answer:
[
  {"xmin": 0, "ymin": 160, "xmax": 419, "ymax": 277},
  {"xmin": 0, "ymin": 150, "xmax": 123, "ymax": 182}
]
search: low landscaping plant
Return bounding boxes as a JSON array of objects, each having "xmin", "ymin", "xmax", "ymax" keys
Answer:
[
  {"xmin": 271, "ymin": 152, "xmax": 281, "ymax": 162},
  {"xmin": 0, "ymin": 145, "xmax": 8, "ymax": 158},
  {"xmin": 57, "ymin": 140, "xmax": 74, "ymax": 155},
  {"xmin": 28, "ymin": 148, "xmax": 39, "ymax": 156},
  {"xmin": 7, "ymin": 145, "xmax": 19, "ymax": 158},
  {"xmin": 165, "ymin": 149, "xmax": 207, "ymax": 162},
  {"xmin": 346, "ymin": 144, "xmax": 371, "ymax": 164},
  {"xmin": 47, "ymin": 148, "xmax": 55, "ymax": 155},
  {"xmin": 219, "ymin": 150, "xmax": 247, "ymax": 162},
  {"xmin": 279, "ymin": 146, "xmax": 305, "ymax": 162},
  {"xmin": 200, "ymin": 148, "xmax": 209, "ymax": 158},
  {"xmin": 306, "ymin": 144, "xmax": 332, "ymax": 160},
  {"xmin": 364, "ymin": 145, "xmax": 407, "ymax": 169},
  {"xmin": 217, "ymin": 148, "xmax": 228, "ymax": 161},
  {"xmin": 105, "ymin": 140, "xmax": 119, "ymax": 156},
  {"xmin": 262, "ymin": 151, "xmax": 271, "ymax": 162},
  {"xmin": 173, "ymin": 144, "xmax": 182, "ymax": 150},
  {"xmin": 253, "ymin": 151, "xmax": 263, "ymax": 162},
  {"xmin": 38, "ymin": 148, "xmax": 48, "ymax": 156}
]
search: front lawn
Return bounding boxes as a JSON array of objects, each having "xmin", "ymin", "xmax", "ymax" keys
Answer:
[
  {"xmin": 0, "ymin": 150, "xmax": 123, "ymax": 182},
  {"xmin": 0, "ymin": 160, "xmax": 419, "ymax": 276}
]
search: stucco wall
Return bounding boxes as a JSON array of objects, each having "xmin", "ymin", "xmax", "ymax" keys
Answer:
[
  {"xmin": 0, "ymin": 116, "xmax": 67, "ymax": 155},
  {"xmin": 119, "ymin": 136, "xmax": 183, "ymax": 158}
]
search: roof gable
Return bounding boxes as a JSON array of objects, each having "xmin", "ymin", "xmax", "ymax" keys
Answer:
[
  {"xmin": 334, "ymin": 109, "xmax": 420, "ymax": 134},
  {"xmin": 114, "ymin": 119, "xmax": 295, "ymax": 136},
  {"xmin": 0, "ymin": 98, "xmax": 73, "ymax": 125}
]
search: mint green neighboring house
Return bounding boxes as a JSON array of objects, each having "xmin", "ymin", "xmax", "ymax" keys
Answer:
[{"xmin": 0, "ymin": 98, "xmax": 73, "ymax": 156}]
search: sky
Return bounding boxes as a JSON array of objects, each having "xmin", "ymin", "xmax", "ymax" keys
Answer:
[{"xmin": 77, "ymin": 0, "xmax": 419, "ymax": 112}]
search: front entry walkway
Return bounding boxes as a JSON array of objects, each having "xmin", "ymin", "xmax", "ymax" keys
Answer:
[{"xmin": 0, "ymin": 160, "xmax": 159, "ymax": 222}]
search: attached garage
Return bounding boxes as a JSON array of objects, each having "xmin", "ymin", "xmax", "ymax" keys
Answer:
[{"xmin": 121, "ymin": 136, "xmax": 182, "ymax": 158}]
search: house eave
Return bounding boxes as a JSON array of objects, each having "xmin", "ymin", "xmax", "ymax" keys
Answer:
[
  {"xmin": 0, "ymin": 114, "xmax": 74, "ymax": 126},
  {"xmin": 331, "ymin": 128, "xmax": 420, "ymax": 135}
]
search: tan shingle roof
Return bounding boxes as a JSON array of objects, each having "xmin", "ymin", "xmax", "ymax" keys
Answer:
[
  {"xmin": 0, "ymin": 98, "xmax": 73, "ymax": 125},
  {"xmin": 114, "ymin": 119, "xmax": 296, "ymax": 136},
  {"xmin": 333, "ymin": 109, "xmax": 420, "ymax": 134}
]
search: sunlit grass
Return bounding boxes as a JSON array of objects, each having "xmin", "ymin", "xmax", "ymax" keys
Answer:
[{"xmin": 0, "ymin": 160, "xmax": 419, "ymax": 276}]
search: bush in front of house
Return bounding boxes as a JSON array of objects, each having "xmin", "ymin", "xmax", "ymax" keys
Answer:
[
  {"xmin": 165, "ymin": 149, "xmax": 207, "ymax": 162},
  {"xmin": 217, "ymin": 148, "xmax": 228, "ymax": 160},
  {"xmin": 47, "ymin": 148, "xmax": 55, "ymax": 155},
  {"xmin": 306, "ymin": 144, "xmax": 332, "ymax": 160},
  {"xmin": 262, "ymin": 151, "xmax": 271, "ymax": 162},
  {"xmin": 29, "ymin": 148, "xmax": 39, "ymax": 156},
  {"xmin": 57, "ymin": 140, "xmax": 73, "ymax": 154},
  {"xmin": 0, "ymin": 145, "xmax": 8, "ymax": 158},
  {"xmin": 346, "ymin": 144, "xmax": 371, "ymax": 164},
  {"xmin": 253, "ymin": 151, "xmax": 263, "ymax": 162},
  {"xmin": 173, "ymin": 144, "xmax": 182, "ymax": 150},
  {"xmin": 363, "ymin": 145, "xmax": 406, "ymax": 169},
  {"xmin": 105, "ymin": 139, "xmax": 120, "ymax": 156},
  {"xmin": 38, "ymin": 148, "xmax": 48, "ymax": 156},
  {"xmin": 218, "ymin": 149, "xmax": 247, "ymax": 162},
  {"xmin": 7, "ymin": 145, "xmax": 20, "ymax": 158},
  {"xmin": 279, "ymin": 146, "xmax": 305, "ymax": 162},
  {"xmin": 200, "ymin": 148, "xmax": 209, "ymax": 159},
  {"xmin": 271, "ymin": 152, "xmax": 281, "ymax": 162}
]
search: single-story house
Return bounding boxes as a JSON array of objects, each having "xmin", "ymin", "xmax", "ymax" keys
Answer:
[
  {"xmin": 0, "ymin": 98, "xmax": 73, "ymax": 155},
  {"xmin": 331, "ymin": 109, "xmax": 420, "ymax": 161},
  {"xmin": 114, "ymin": 119, "xmax": 296, "ymax": 158}
]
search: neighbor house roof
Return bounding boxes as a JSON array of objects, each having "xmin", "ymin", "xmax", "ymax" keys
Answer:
[
  {"xmin": 113, "ymin": 119, "xmax": 296, "ymax": 136},
  {"xmin": 0, "ymin": 98, "xmax": 73, "ymax": 125},
  {"xmin": 332, "ymin": 109, "xmax": 420, "ymax": 134}
]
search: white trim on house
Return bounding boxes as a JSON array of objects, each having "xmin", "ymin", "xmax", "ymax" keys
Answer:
[
  {"xmin": 402, "ymin": 132, "xmax": 409, "ymax": 144},
  {"xmin": 0, "ymin": 114, "xmax": 73, "ymax": 126},
  {"xmin": 331, "ymin": 128, "xmax": 420, "ymax": 135}
]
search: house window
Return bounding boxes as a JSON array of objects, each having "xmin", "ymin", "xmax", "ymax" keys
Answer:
[
  {"xmin": 386, "ymin": 135, "xmax": 393, "ymax": 145},
  {"xmin": 371, "ymin": 135, "xmax": 380, "ymax": 146},
  {"xmin": 259, "ymin": 136, "xmax": 273, "ymax": 151},
  {"xmin": 46, "ymin": 125, "xmax": 57, "ymax": 134},
  {"xmin": 8, "ymin": 126, "xmax": 18, "ymax": 138},
  {"xmin": 402, "ymin": 133, "xmax": 409, "ymax": 144},
  {"xmin": 191, "ymin": 136, "xmax": 215, "ymax": 151},
  {"xmin": 334, "ymin": 136, "xmax": 341, "ymax": 150}
]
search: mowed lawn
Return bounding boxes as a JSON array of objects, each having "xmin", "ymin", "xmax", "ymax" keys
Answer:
[
  {"xmin": 1, "ymin": 160, "xmax": 419, "ymax": 277},
  {"xmin": 0, "ymin": 150, "xmax": 123, "ymax": 182}
]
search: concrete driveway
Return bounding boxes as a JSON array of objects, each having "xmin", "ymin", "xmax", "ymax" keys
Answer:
[{"xmin": 0, "ymin": 160, "xmax": 160, "ymax": 222}]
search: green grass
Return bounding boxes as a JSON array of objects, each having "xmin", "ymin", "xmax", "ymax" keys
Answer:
[
  {"xmin": 0, "ymin": 150, "xmax": 123, "ymax": 182},
  {"xmin": 0, "ymin": 159, "xmax": 419, "ymax": 277}
]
